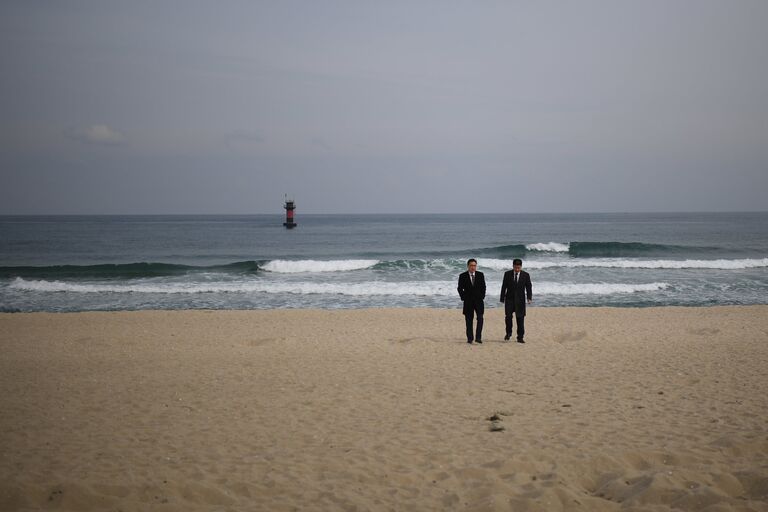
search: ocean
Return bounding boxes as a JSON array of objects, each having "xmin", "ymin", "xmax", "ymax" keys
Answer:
[{"xmin": 1, "ymin": 212, "xmax": 766, "ymax": 312}]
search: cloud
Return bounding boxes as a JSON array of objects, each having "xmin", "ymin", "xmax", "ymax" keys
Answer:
[
  {"xmin": 224, "ymin": 130, "xmax": 264, "ymax": 151},
  {"xmin": 310, "ymin": 137, "xmax": 332, "ymax": 152},
  {"xmin": 66, "ymin": 124, "xmax": 126, "ymax": 145}
]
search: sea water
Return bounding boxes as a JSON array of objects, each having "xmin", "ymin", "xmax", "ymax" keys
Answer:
[{"xmin": 1, "ymin": 212, "xmax": 766, "ymax": 312}]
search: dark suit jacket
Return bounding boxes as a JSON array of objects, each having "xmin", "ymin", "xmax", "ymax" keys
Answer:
[
  {"xmin": 500, "ymin": 270, "xmax": 532, "ymax": 315},
  {"xmin": 457, "ymin": 271, "xmax": 486, "ymax": 315}
]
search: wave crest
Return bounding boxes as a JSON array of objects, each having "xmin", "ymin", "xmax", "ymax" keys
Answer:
[
  {"xmin": 478, "ymin": 258, "xmax": 768, "ymax": 270},
  {"xmin": 0, "ymin": 261, "xmax": 260, "ymax": 279},
  {"xmin": 525, "ymin": 242, "xmax": 570, "ymax": 252},
  {"xmin": 261, "ymin": 259, "xmax": 379, "ymax": 273},
  {"xmin": 9, "ymin": 277, "xmax": 453, "ymax": 296},
  {"xmin": 536, "ymin": 282, "xmax": 669, "ymax": 295},
  {"xmin": 10, "ymin": 277, "xmax": 670, "ymax": 297},
  {"xmin": 475, "ymin": 241, "xmax": 717, "ymax": 257},
  {"xmin": 568, "ymin": 241, "xmax": 708, "ymax": 257}
]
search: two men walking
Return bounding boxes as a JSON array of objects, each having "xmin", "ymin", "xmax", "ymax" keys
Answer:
[{"xmin": 457, "ymin": 258, "xmax": 532, "ymax": 344}]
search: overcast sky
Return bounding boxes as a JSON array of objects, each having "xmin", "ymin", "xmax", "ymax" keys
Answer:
[{"xmin": 1, "ymin": 1, "xmax": 766, "ymax": 214}]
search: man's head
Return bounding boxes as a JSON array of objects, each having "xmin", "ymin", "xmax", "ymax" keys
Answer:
[
  {"xmin": 513, "ymin": 258, "xmax": 522, "ymax": 272},
  {"xmin": 467, "ymin": 258, "xmax": 477, "ymax": 272}
]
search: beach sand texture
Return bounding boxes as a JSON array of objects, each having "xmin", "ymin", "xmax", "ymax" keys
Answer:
[{"xmin": 1, "ymin": 306, "xmax": 767, "ymax": 511}]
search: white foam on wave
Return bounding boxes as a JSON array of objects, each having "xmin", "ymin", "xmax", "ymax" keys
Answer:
[
  {"xmin": 261, "ymin": 259, "xmax": 379, "ymax": 273},
  {"xmin": 8, "ymin": 277, "xmax": 456, "ymax": 297},
  {"xmin": 536, "ymin": 281, "xmax": 669, "ymax": 295},
  {"xmin": 479, "ymin": 257, "xmax": 768, "ymax": 270},
  {"xmin": 526, "ymin": 242, "xmax": 570, "ymax": 252},
  {"xmin": 10, "ymin": 277, "xmax": 669, "ymax": 297}
]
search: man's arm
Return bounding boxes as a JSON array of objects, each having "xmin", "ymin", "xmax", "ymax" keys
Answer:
[
  {"xmin": 479, "ymin": 273, "xmax": 486, "ymax": 300},
  {"xmin": 499, "ymin": 273, "xmax": 507, "ymax": 302},
  {"xmin": 457, "ymin": 275, "xmax": 466, "ymax": 301},
  {"xmin": 526, "ymin": 274, "xmax": 533, "ymax": 302}
]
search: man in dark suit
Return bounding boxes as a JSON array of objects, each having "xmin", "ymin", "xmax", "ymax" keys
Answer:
[
  {"xmin": 457, "ymin": 258, "xmax": 486, "ymax": 344},
  {"xmin": 500, "ymin": 258, "xmax": 533, "ymax": 343}
]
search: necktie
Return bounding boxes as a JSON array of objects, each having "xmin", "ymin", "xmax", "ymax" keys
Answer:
[
  {"xmin": 515, "ymin": 272, "xmax": 519, "ymax": 283},
  {"xmin": 470, "ymin": 273, "xmax": 475, "ymax": 285}
]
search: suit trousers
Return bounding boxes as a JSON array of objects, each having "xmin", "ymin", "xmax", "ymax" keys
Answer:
[
  {"xmin": 504, "ymin": 301, "xmax": 525, "ymax": 340},
  {"xmin": 464, "ymin": 302, "xmax": 483, "ymax": 341}
]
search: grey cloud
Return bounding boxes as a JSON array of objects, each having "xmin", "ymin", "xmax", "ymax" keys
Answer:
[
  {"xmin": 1, "ymin": 1, "xmax": 766, "ymax": 214},
  {"xmin": 65, "ymin": 125, "xmax": 126, "ymax": 146},
  {"xmin": 223, "ymin": 130, "xmax": 264, "ymax": 151}
]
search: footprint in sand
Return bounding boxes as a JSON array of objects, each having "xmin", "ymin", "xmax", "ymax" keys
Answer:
[{"xmin": 554, "ymin": 331, "xmax": 587, "ymax": 344}]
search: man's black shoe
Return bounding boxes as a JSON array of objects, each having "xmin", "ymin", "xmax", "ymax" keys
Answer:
[
  {"xmin": 476, "ymin": 339, "xmax": 482, "ymax": 344},
  {"xmin": 517, "ymin": 339, "xmax": 525, "ymax": 344},
  {"xmin": 504, "ymin": 335, "xmax": 510, "ymax": 341}
]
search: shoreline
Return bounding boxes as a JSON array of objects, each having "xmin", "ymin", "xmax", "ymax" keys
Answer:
[
  {"xmin": 2, "ymin": 306, "xmax": 767, "ymax": 510},
  {"xmin": 2, "ymin": 303, "xmax": 767, "ymax": 314}
]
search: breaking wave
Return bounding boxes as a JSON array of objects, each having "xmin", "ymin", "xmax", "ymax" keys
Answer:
[
  {"xmin": 0, "ymin": 261, "xmax": 260, "ymax": 279},
  {"xmin": 261, "ymin": 259, "xmax": 379, "ymax": 273},
  {"xmin": 9, "ymin": 277, "xmax": 670, "ymax": 297},
  {"xmin": 536, "ymin": 282, "xmax": 669, "ymax": 295},
  {"xmin": 479, "ymin": 258, "xmax": 768, "ymax": 270},
  {"xmin": 475, "ymin": 241, "xmax": 719, "ymax": 257},
  {"xmin": 526, "ymin": 242, "xmax": 570, "ymax": 252},
  {"xmin": 8, "ymin": 277, "xmax": 452, "ymax": 296}
]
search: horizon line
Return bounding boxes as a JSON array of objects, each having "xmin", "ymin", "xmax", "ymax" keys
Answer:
[{"xmin": 0, "ymin": 210, "xmax": 767, "ymax": 217}]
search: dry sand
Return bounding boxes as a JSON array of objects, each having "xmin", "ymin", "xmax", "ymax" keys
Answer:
[{"xmin": 1, "ymin": 306, "xmax": 767, "ymax": 511}]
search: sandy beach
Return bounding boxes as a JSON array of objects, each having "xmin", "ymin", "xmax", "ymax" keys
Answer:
[{"xmin": 1, "ymin": 306, "xmax": 767, "ymax": 511}]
